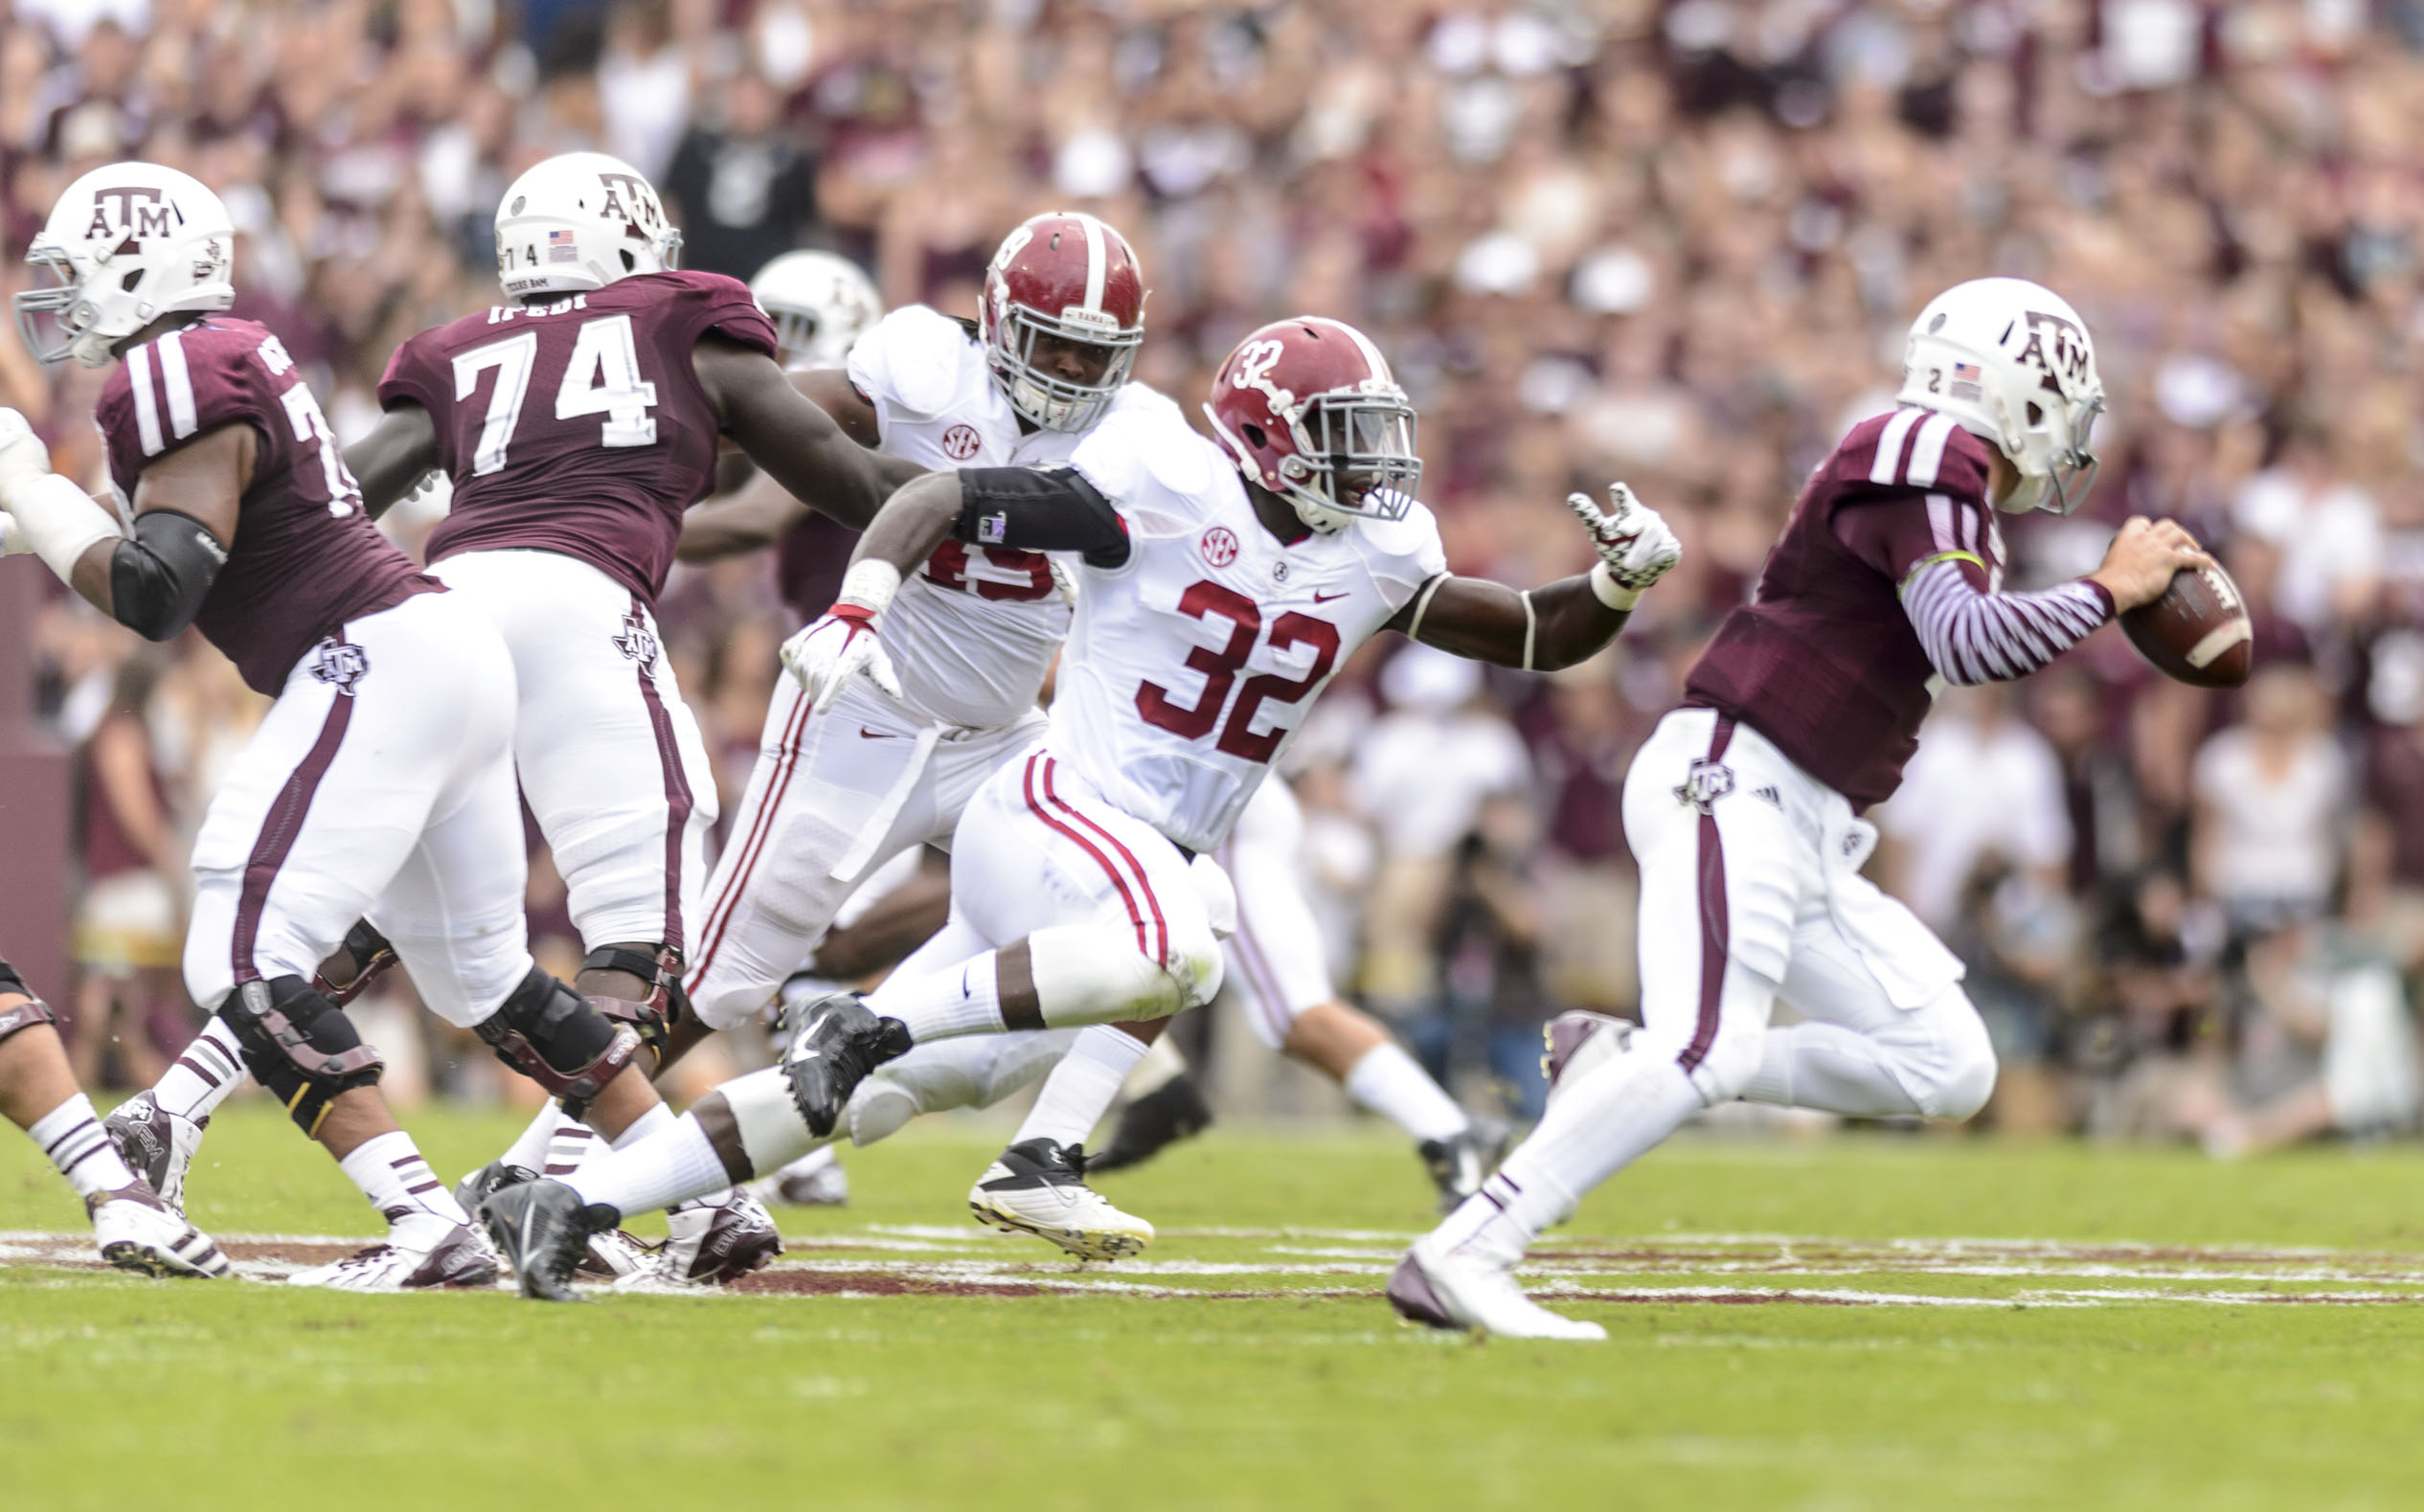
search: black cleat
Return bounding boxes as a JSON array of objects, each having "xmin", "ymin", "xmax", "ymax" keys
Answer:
[
  {"xmin": 1084, "ymin": 1072, "xmax": 1214, "ymax": 1174},
  {"xmin": 479, "ymin": 1179, "xmax": 617, "ymax": 1302},
  {"xmin": 1419, "ymin": 1117, "xmax": 1510, "ymax": 1212},
  {"xmin": 780, "ymin": 993, "xmax": 912, "ymax": 1139},
  {"xmin": 453, "ymin": 1158, "xmax": 536, "ymax": 1218}
]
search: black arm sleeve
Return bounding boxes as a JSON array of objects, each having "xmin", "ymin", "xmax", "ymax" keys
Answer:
[
  {"xmin": 110, "ymin": 508, "xmax": 228, "ymax": 642},
  {"xmin": 955, "ymin": 466, "xmax": 1130, "ymax": 569}
]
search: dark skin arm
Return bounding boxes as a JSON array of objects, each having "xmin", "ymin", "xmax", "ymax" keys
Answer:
[
  {"xmin": 832, "ymin": 469, "xmax": 964, "ymax": 577},
  {"xmin": 692, "ymin": 334, "xmax": 921, "ymax": 530},
  {"xmin": 58, "ymin": 422, "xmax": 251, "ymax": 618},
  {"xmin": 1382, "ymin": 573, "xmax": 1627, "ymax": 672},
  {"xmin": 677, "ymin": 368, "xmax": 881, "ymax": 561},
  {"xmin": 342, "ymin": 403, "xmax": 441, "ymax": 521}
]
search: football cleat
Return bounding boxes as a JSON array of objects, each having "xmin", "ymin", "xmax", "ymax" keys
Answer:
[
  {"xmin": 1542, "ymin": 1010, "xmax": 1634, "ymax": 1107},
  {"xmin": 1084, "ymin": 1072, "xmax": 1213, "ymax": 1174},
  {"xmin": 103, "ymin": 1090, "xmax": 207, "ymax": 1215},
  {"xmin": 781, "ymin": 993, "xmax": 913, "ymax": 1139},
  {"xmin": 458, "ymin": 1159, "xmax": 646, "ymax": 1278},
  {"xmin": 87, "ymin": 1181, "xmax": 230, "ymax": 1278},
  {"xmin": 1387, "ymin": 1236, "xmax": 1605, "ymax": 1342},
  {"xmin": 752, "ymin": 1145, "xmax": 850, "ymax": 1207},
  {"xmin": 622, "ymin": 1189, "xmax": 783, "ymax": 1289},
  {"xmin": 286, "ymin": 1218, "xmax": 501, "ymax": 1292},
  {"xmin": 968, "ymin": 1138, "xmax": 1153, "ymax": 1261},
  {"xmin": 1418, "ymin": 1117, "xmax": 1510, "ymax": 1212},
  {"xmin": 480, "ymin": 1180, "xmax": 615, "ymax": 1302}
]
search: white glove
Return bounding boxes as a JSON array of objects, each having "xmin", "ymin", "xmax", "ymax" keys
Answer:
[
  {"xmin": 1567, "ymin": 482, "xmax": 1681, "ymax": 609},
  {"xmin": 781, "ymin": 603, "xmax": 901, "ymax": 713},
  {"xmin": 0, "ymin": 513, "xmax": 26, "ymax": 557},
  {"xmin": 0, "ymin": 407, "xmax": 54, "ymax": 507}
]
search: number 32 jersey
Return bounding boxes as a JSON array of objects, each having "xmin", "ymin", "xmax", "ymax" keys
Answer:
[
  {"xmin": 1051, "ymin": 407, "xmax": 1446, "ymax": 854},
  {"xmin": 377, "ymin": 269, "xmax": 778, "ymax": 606}
]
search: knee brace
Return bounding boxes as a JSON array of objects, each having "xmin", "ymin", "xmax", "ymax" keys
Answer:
[
  {"xmin": 223, "ymin": 976, "xmax": 384, "ymax": 1137},
  {"xmin": 476, "ymin": 967, "xmax": 642, "ymax": 1117},
  {"xmin": 0, "ymin": 959, "xmax": 57, "ymax": 1046},
  {"xmin": 580, "ymin": 942, "xmax": 687, "ymax": 1053},
  {"xmin": 311, "ymin": 919, "xmax": 398, "ymax": 1007}
]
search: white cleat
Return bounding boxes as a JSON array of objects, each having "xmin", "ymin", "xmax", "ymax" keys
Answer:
[
  {"xmin": 1386, "ymin": 1235, "xmax": 1606, "ymax": 1341},
  {"xmin": 1541, "ymin": 1010, "xmax": 1634, "ymax": 1111},
  {"xmin": 286, "ymin": 1218, "xmax": 502, "ymax": 1292},
  {"xmin": 750, "ymin": 1145, "xmax": 850, "ymax": 1207},
  {"xmin": 618, "ymin": 1188, "xmax": 783, "ymax": 1290},
  {"xmin": 88, "ymin": 1182, "xmax": 230, "ymax": 1278},
  {"xmin": 968, "ymin": 1138, "xmax": 1153, "ymax": 1261},
  {"xmin": 103, "ymin": 1091, "xmax": 207, "ymax": 1215}
]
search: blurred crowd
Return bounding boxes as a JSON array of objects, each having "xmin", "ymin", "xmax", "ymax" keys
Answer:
[{"xmin": 11, "ymin": 0, "xmax": 2424, "ymax": 1147}]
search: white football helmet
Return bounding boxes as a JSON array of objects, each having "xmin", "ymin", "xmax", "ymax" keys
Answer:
[
  {"xmin": 14, "ymin": 162, "xmax": 235, "ymax": 369},
  {"xmin": 1897, "ymin": 277, "xmax": 2105, "ymax": 515},
  {"xmin": 494, "ymin": 151, "xmax": 680, "ymax": 299},
  {"xmin": 750, "ymin": 250, "xmax": 882, "ymax": 370}
]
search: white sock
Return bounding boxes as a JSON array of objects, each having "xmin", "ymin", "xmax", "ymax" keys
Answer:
[
  {"xmin": 570, "ymin": 1115, "xmax": 733, "ymax": 1218},
  {"xmin": 609, "ymin": 1100, "xmax": 675, "ymax": 1149},
  {"xmin": 499, "ymin": 1103, "xmax": 568, "ymax": 1175},
  {"xmin": 154, "ymin": 1018, "xmax": 247, "ymax": 1121},
  {"xmin": 340, "ymin": 1130, "xmax": 471, "ymax": 1236},
  {"xmin": 1429, "ymin": 1050, "xmax": 1703, "ymax": 1268},
  {"xmin": 29, "ymin": 1094, "xmax": 137, "ymax": 1200},
  {"xmin": 1741, "ymin": 1023, "xmax": 1922, "ymax": 1117},
  {"xmin": 1012, "ymin": 1026, "xmax": 1148, "ymax": 1148},
  {"xmin": 866, "ymin": 955, "xmax": 1008, "ymax": 1039},
  {"xmin": 1341, "ymin": 1042, "xmax": 1469, "ymax": 1144}
]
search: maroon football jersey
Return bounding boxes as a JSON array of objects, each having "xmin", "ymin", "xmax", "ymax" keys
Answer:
[
  {"xmin": 380, "ymin": 270, "xmax": 779, "ymax": 604},
  {"xmin": 97, "ymin": 317, "xmax": 435, "ymax": 695},
  {"xmin": 1684, "ymin": 409, "xmax": 2004, "ymax": 810}
]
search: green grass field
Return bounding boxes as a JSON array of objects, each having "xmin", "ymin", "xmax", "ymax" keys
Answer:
[{"xmin": 9, "ymin": 1105, "xmax": 2424, "ymax": 1510}]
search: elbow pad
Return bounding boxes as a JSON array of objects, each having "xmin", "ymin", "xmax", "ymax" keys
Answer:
[
  {"xmin": 956, "ymin": 466, "xmax": 1130, "ymax": 568},
  {"xmin": 110, "ymin": 508, "xmax": 227, "ymax": 642}
]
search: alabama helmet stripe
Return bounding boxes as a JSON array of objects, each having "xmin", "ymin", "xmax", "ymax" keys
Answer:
[
  {"xmin": 127, "ymin": 343, "xmax": 165, "ymax": 457},
  {"xmin": 1078, "ymin": 213, "xmax": 1107, "ymax": 313},
  {"xmin": 1329, "ymin": 317, "xmax": 1393, "ymax": 384},
  {"xmin": 156, "ymin": 327, "xmax": 199, "ymax": 440}
]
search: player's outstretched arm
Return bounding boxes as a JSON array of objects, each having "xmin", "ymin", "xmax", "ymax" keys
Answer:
[
  {"xmin": 0, "ymin": 407, "xmax": 245, "ymax": 639},
  {"xmin": 678, "ymin": 369, "xmax": 881, "ymax": 561},
  {"xmin": 342, "ymin": 403, "xmax": 441, "ymax": 521},
  {"xmin": 1385, "ymin": 483, "xmax": 1680, "ymax": 671},
  {"xmin": 695, "ymin": 334, "xmax": 923, "ymax": 530}
]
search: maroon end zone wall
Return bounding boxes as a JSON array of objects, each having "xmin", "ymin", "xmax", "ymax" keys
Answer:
[{"xmin": 0, "ymin": 561, "xmax": 72, "ymax": 1003}]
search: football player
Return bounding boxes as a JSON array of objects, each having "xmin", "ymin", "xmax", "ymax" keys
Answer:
[
  {"xmin": 482, "ymin": 313, "xmax": 1682, "ymax": 1299},
  {"xmin": 2, "ymin": 163, "xmax": 678, "ymax": 1289},
  {"xmin": 1386, "ymin": 278, "xmax": 2216, "ymax": 1337},
  {"xmin": 0, "ymin": 952, "xmax": 224, "ymax": 1276}
]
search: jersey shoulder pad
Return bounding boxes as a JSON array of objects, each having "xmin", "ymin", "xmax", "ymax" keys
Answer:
[
  {"xmin": 1834, "ymin": 408, "xmax": 1991, "ymax": 508},
  {"xmin": 1071, "ymin": 404, "xmax": 1219, "ymax": 517},
  {"xmin": 102, "ymin": 318, "xmax": 283, "ymax": 463},
  {"xmin": 847, "ymin": 305, "xmax": 979, "ymax": 419},
  {"xmin": 377, "ymin": 324, "xmax": 449, "ymax": 412},
  {"xmin": 620, "ymin": 269, "xmax": 779, "ymax": 358},
  {"xmin": 1356, "ymin": 496, "xmax": 1450, "ymax": 592}
]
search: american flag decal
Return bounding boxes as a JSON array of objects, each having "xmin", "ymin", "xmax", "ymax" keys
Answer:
[
  {"xmin": 547, "ymin": 229, "xmax": 578, "ymax": 263},
  {"xmin": 1953, "ymin": 362, "xmax": 1980, "ymax": 381}
]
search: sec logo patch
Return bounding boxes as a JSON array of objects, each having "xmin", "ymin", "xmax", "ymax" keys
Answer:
[
  {"xmin": 941, "ymin": 423, "xmax": 982, "ymax": 460},
  {"xmin": 1200, "ymin": 527, "xmax": 1239, "ymax": 567}
]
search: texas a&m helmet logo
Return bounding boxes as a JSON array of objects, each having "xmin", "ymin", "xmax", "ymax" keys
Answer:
[
  {"xmin": 941, "ymin": 423, "xmax": 982, "ymax": 461},
  {"xmin": 1200, "ymin": 527, "xmax": 1239, "ymax": 568},
  {"xmin": 307, "ymin": 639, "xmax": 371, "ymax": 696}
]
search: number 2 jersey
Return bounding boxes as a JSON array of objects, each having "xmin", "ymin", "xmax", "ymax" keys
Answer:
[
  {"xmin": 97, "ymin": 317, "xmax": 435, "ymax": 695},
  {"xmin": 844, "ymin": 303, "xmax": 1182, "ymax": 731},
  {"xmin": 376, "ymin": 269, "xmax": 779, "ymax": 606},
  {"xmin": 956, "ymin": 402, "xmax": 1447, "ymax": 855}
]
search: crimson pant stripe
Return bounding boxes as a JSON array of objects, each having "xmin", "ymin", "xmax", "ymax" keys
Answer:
[
  {"xmin": 690, "ymin": 687, "xmax": 818, "ymax": 985},
  {"xmin": 1043, "ymin": 757, "xmax": 1170, "ymax": 966},
  {"xmin": 1218, "ymin": 835, "xmax": 1292, "ymax": 1041},
  {"xmin": 1678, "ymin": 715, "xmax": 1734, "ymax": 1075},
  {"xmin": 631, "ymin": 596, "xmax": 697, "ymax": 958},
  {"xmin": 1021, "ymin": 755, "xmax": 1151, "ymax": 959},
  {"xmin": 231, "ymin": 666, "xmax": 356, "ymax": 984}
]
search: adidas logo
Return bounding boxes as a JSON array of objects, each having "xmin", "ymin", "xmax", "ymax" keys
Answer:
[{"xmin": 1752, "ymin": 786, "xmax": 1781, "ymax": 807}]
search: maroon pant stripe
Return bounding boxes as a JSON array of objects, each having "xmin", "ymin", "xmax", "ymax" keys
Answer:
[
  {"xmin": 690, "ymin": 687, "xmax": 817, "ymax": 985},
  {"xmin": 631, "ymin": 596, "xmax": 695, "ymax": 958},
  {"xmin": 231, "ymin": 661, "xmax": 357, "ymax": 984},
  {"xmin": 1678, "ymin": 715, "xmax": 1735, "ymax": 1075}
]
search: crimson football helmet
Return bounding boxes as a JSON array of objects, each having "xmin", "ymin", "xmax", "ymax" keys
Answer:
[
  {"xmin": 1204, "ymin": 316, "xmax": 1421, "ymax": 533},
  {"xmin": 979, "ymin": 212, "xmax": 1145, "ymax": 433}
]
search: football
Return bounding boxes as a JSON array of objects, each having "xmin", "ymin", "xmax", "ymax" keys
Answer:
[{"xmin": 2120, "ymin": 562, "xmax": 2254, "ymax": 688}]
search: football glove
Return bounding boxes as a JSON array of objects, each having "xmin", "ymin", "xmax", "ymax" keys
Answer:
[
  {"xmin": 0, "ymin": 407, "xmax": 53, "ymax": 508},
  {"xmin": 781, "ymin": 603, "xmax": 901, "ymax": 713},
  {"xmin": 1567, "ymin": 482, "xmax": 1681, "ymax": 609}
]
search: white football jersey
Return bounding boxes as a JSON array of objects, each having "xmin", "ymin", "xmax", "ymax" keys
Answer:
[
  {"xmin": 1048, "ymin": 406, "xmax": 1448, "ymax": 853},
  {"xmin": 847, "ymin": 305, "xmax": 1180, "ymax": 729}
]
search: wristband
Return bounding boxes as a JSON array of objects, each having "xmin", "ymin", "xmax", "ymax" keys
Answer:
[
  {"xmin": 1589, "ymin": 561, "xmax": 1642, "ymax": 612},
  {"xmin": 6, "ymin": 470, "xmax": 122, "ymax": 584},
  {"xmin": 836, "ymin": 558, "xmax": 901, "ymax": 619}
]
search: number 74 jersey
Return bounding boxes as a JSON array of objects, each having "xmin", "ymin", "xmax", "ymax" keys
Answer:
[
  {"xmin": 377, "ymin": 269, "xmax": 779, "ymax": 606},
  {"xmin": 1049, "ymin": 408, "xmax": 1449, "ymax": 854}
]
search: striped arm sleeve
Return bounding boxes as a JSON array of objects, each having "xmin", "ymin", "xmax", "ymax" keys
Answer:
[{"xmin": 1899, "ymin": 556, "xmax": 2115, "ymax": 686}]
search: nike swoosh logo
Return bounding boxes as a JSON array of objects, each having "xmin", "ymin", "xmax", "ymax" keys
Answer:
[
  {"xmin": 796, "ymin": 1047, "xmax": 821, "ymax": 1062},
  {"xmin": 859, "ymin": 729, "xmax": 895, "ymax": 739},
  {"xmin": 520, "ymin": 1206, "xmax": 537, "ymax": 1262},
  {"xmin": 1313, "ymin": 591, "xmax": 1349, "ymax": 603}
]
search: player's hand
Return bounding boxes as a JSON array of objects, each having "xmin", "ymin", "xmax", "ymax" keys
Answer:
[
  {"xmin": 781, "ymin": 604, "xmax": 901, "ymax": 713},
  {"xmin": 2091, "ymin": 516, "xmax": 2214, "ymax": 612},
  {"xmin": 1568, "ymin": 482, "xmax": 1681, "ymax": 603},
  {"xmin": 0, "ymin": 407, "xmax": 56, "ymax": 508}
]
